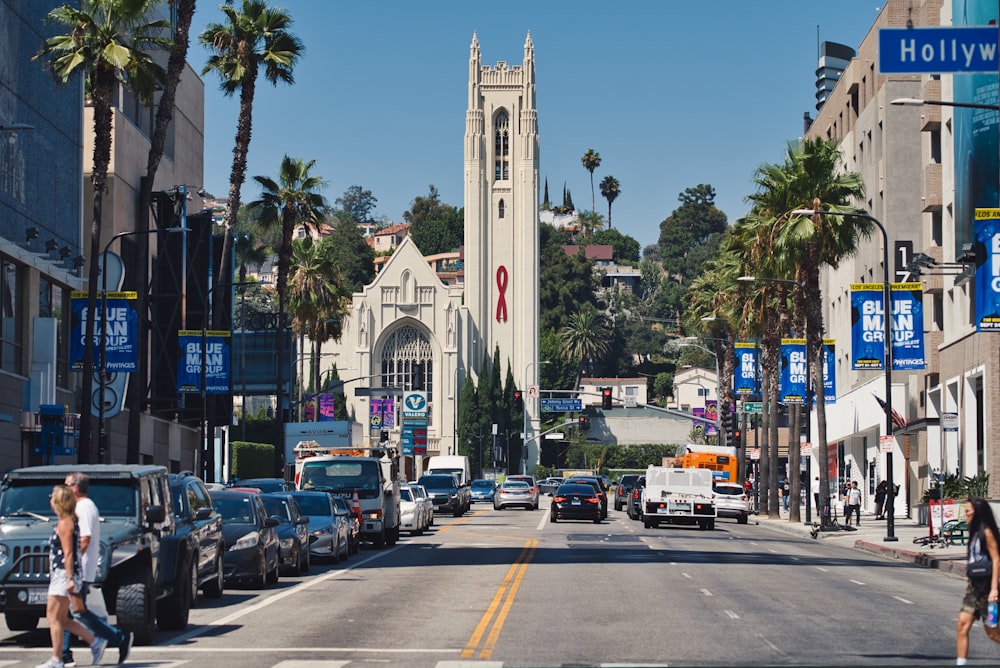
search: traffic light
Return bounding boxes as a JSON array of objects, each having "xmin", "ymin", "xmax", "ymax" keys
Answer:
[
  {"xmin": 412, "ymin": 363, "xmax": 424, "ymax": 391},
  {"xmin": 601, "ymin": 387, "xmax": 613, "ymax": 410},
  {"xmin": 513, "ymin": 390, "xmax": 524, "ymax": 412},
  {"xmin": 578, "ymin": 415, "xmax": 590, "ymax": 431},
  {"xmin": 724, "ymin": 412, "xmax": 735, "ymax": 448}
]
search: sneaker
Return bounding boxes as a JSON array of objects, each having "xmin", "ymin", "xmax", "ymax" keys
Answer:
[
  {"xmin": 90, "ymin": 637, "xmax": 107, "ymax": 666},
  {"xmin": 36, "ymin": 658, "xmax": 64, "ymax": 668},
  {"xmin": 62, "ymin": 650, "xmax": 75, "ymax": 667},
  {"xmin": 117, "ymin": 632, "xmax": 133, "ymax": 664}
]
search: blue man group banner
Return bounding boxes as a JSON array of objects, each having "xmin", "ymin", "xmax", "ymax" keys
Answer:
[
  {"xmin": 822, "ymin": 339, "xmax": 837, "ymax": 404},
  {"xmin": 892, "ymin": 283, "xmax": 926, "ymax": 370},
  {"xmin": 975, "ymin": 209, "xmax": 1000, "ymax": 331},
  {"xmin": 779, "ymin": 338, "xmax": 807, "ymax": 404},
  {"xmin": 70, "ymin": 291, "xmax": 139, "ymax": 371},
  {"xmin": 734, "ymin": 342, "xmax": 757, "ymax": 395},
  {"xmin": 176, "ymin": 331, "xmax": 231, "ymax": 394},
  {"xmin": 850, "ymin": 283, "xmax": 927, "ymax": 370}
]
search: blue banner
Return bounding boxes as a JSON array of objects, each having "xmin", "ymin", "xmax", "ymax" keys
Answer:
[
  {"xmin": 779, "ymin": 338, "xmax": 807, "ymax": 404},
  {"xmin": 822, "ymin": 339, "xmax": 836, "ymax": 404},
  {"xmin": 177, "ymin": 331, "xmax": 231, "ymax": 394},
  {"xmin": 850, "ymin": 284, "xmax": 886, "ymax": 369},
  {"xmin": 892, "ymin": 283, "xmax": 926, "ymax": 370},
  {"xmin": 734, "ymin": 342, "xmax": 757, "ymax": 395},
  {"xmin": 975, "ymin": 211, "xmax": 1000, "ymax": 331},
  {"xmin": 70, "ymin": 291, "xmax": 138, "ymax": 371}
]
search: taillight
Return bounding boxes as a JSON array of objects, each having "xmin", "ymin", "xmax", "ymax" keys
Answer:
[
  {"xmin": 553, "ymin": 496, "xmax": 567, "ymax": 503},
  {"xmin": 587, "ymin": 497, "xmax": 599, "ymax": 504}
]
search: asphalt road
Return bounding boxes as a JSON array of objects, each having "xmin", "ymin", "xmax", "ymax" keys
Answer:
[{"xmin": 0, "ymin": 497, "xmax": 992, "ymax": 667}]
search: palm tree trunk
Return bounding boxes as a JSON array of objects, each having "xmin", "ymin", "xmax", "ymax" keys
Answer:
[
  {"xmin": 768, "ymin": 359, "xmax": 780, "ymax": 517},
  {"xmin": 788, "ymin": 403, "xmax": 802, "ymax": 522},
  {"xmin": 759, "ymin": 350, "xmax": 772, "ymax": 518}
]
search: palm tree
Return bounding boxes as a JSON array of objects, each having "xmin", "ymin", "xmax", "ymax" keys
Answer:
[
  {"xmin": 247, "ymin": 155, "xmax": 327, "ymax": 431},
  {"xmin": 199, "ymin": 0, "xmax": 303, "ymax": 327},
  {"xmin": 558, "ymin": 306, "xmax": 611, "ymax": 384},
  {"xmin": 34, "ymin": 0, "xmax": 170, "ymax": 462},
  {"xmin": 600, "ymin": 175, "xmax": 620, "ymax": 228},
  {"xmin": 581, "ymin": 148, "xmax": 601, "ymax": 213},
  {"xmin": 575, "ymin": 210, "xmax": 605, "ymax": 239}
]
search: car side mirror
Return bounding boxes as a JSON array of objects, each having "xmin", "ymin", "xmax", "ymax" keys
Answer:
[
  {"xmin": 145, "ymin": 504, "xmax": 166, "ymax": 525},
  {"xmin": 296, "ymin": 516, "xmax": 309, "ymax": 525},
  {"xmin": 195, "ymin": 507, "xmax": 214, "ymax": 521},
  {"xmin": 264, "ymin": 517, "xmax": 279, "ymax": 528}
]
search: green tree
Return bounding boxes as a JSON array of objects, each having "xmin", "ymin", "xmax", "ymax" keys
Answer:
[
  {"xmin": 403, "ymin": 185, "xmax": 463, "ymax": 255},
  {"xmin": 581, "ymin": 148, "xmax": 601, "ymax": 212},
  {"xmin": 588, "ymin": 228, "xmax": 640, "ymax": 264},
  {"xmin": 335, "ymin": 185, "xmax": 378, "ymax": 224},
  {"xmin": 539, "ymin": 228, "xmax": 600, "ymax": 332},
  {"xmin": 35, "ymin": 0, "xmax": 170, "ymax": 462},
  {"xmin": 200, "ymin": 0, "xmax": 303, "ymax": 326},
  {"xmin": 324, "ymin": 214, "xmax": 375, "ymax": 293},
  {"xmin": 542, "ymin": 177, "xmax": 550, "ymax": 210},
  {"xmin": 558, "ymin": 306, "xmax": 611, "ymax": 385},
  {"xmin": 576, "ymin": 210, "xmax": 605, "ymax": 239},
  {"xmin": 599, "ymin": 175, "xmax": 620, "ymax": 228}
]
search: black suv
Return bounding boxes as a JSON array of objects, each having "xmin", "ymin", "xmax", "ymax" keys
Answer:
[
  {"xmin": 168, "ymin": 472, "xmax": 225, "ymax": 600},
  {"xmin": 417, "ymin": 474, "xmax": 470, "ymax": 516},
  {"xmin": 0, "ymin": 465, "xmax": 197, "ymax": 644},
  {"xmin": 614, "ymin": 474, "xmax": 640, "ymax": 512}
]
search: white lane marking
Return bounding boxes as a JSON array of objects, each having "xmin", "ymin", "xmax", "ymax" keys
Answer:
[
  {"xmin": 849, "ymin": 579, "xmax": 866, "ymax": 586},
  {"xmin": 815, "ymin": 567, "xmax": 828, "ymax": 572},
  {"xmin": 724, "ymin": 610, "xmax": 740, "ymax": 619},
  {"xmin": 165, "ymin": 546, "xmax": 403, "ymax": 646},
  {"xmin": 682, "ymin": 572, "xmax": 692, "ymax": 579},
  {"xmin": 701, "ymin": 588, "xmax": 713, "ymax": 597},
  {"xmin": 756, "ymin": 634, "xmax": 786, "ymax": 655},
  {"xmin": 536, "ymin": 510, "xmax": 549, "ymax": 531},
  {"xmin": 273, "ymin": 661, "xmax": 352, "ymax": 668},
  {"xmin": 893, "ymin": 596, "xmax": 915, "ymax": 604}
]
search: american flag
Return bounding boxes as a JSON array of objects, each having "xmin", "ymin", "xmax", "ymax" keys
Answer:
[{"xmin": 873, "ymin": 394, "xmax": 907, "ymax": 430}]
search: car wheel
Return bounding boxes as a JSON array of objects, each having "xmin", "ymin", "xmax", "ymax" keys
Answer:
[
  {"xmin": 593, "ymin": 517, "xmax": 602, "ymax": 524},
  {"xmin": 342, "ymin": 534, "xmax": 351, "ymax": 560},
  {"xmin": 374, "ymin": 529, "xmax": 386, "ymax": 549},
  {"xmin": 550, "ymin": 513, "xmax": 557, "ymax": 523},
  {"xmin": 266, "ymin": 551, "xmax": 280, "ymax": 585},
  {"xmin": 290, "ymin": 547, "xmax": 301, "ymax": 576},
  {"xmin": 332, "ymin": 536, "xmax": 342, "ymax": 563},
  {"xmin": 116, "ymin": 567, "xmax": 156, "ymax": 645},
  {"xmin": 202, "ymin": 551, "xmax": 224, "ymax": 599},
  {"xmin": 5, "ymin": 613, "xmax": 39, "ymax": 631},
  {"xmin": 738, "ymin": 514, "xmax": 748, "ymax": 525},
  {"xmin": 157, "ymin": 554, "xmax": 193, "ymax": 631},
  {"xmin": 301, "ymin": 545, "xmax": 311, "ymax": 572}
]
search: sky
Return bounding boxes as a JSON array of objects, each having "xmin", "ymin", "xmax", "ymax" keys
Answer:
[{"xmin": 190, "ymin": 1, "xmax": 883, "ymax": 252}]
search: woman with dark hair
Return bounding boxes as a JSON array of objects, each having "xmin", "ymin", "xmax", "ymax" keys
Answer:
[{"xmin": 956, "ymin": 497, "xmax": 1000, "ymax": 665}]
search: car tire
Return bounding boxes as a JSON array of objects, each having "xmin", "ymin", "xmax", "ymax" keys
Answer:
[
  {"xmin": 290, "ymin": 547, "xmax": 302, "ymax": 576},
  {"xmin": 4, "ymin": 613, "xmax": 39, "ymax": 631},
  {"xmin": 374, "ymin": 529, "xmax": 386, "ymax": 549},
  {"xmin": 116, "ymin": 567, "xmax": 156, "ymax": 645},
  {"xmin": 202, "ymin": 551, "xmax": 224, "ymax": 599},
  {"xmin": 157, "ymin": 554, "xmax": 194, "ymax": 631},
  {"xmin": 593, "ymin": 517, "xmax": 602, "ymax": 524},
  {"xmin": 550, "ymin": 513, "xmax": 557, "ymax": 523},
  {"xmin": 332, "ymin": 536, "xmax": 342, "ymax": 563},
  {"xmin": 738, "ymin": 514, "xmax": 748, "ymax": 525},
  {"xmin": 266, "ymin": 554, "xmax": 279, "ymax": 584},
  {"xmin": 302, "ymin": 545, "xmax": 311, "ymax": 572}
]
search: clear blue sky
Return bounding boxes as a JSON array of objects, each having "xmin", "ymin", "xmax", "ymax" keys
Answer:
[{"xmin": 190, "ymin": 1, "xmax": 881, "ymax": 251}]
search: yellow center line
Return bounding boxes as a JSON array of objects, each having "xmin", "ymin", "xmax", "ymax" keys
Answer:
[
  {"xmin": 479, "ymin": 540, "xmax": 536, "ymax": 659},
  {"xmin": 460, "ymin": 538, "xmax": 537, "ymax": 659}
]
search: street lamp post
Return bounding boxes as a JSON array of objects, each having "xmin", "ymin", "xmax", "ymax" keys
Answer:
[
  {"xmin": 523, "ymin": 360, "xmax": 549, "ymax": 475},
  {"xmin": 681, "ymin": 337, "xmax": 721, "ymax": 432},
  {"xmin": 792, "ymin": 208, "xmax": 898, "ymax": 542},
  {"xmin": 97, "ymin": 225, "xmax": 187, "ymax": 462}
]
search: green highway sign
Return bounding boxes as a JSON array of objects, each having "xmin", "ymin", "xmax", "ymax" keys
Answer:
[{"xmin": 742, "ymin": 402, "xmax": 762, "ymax": 414}]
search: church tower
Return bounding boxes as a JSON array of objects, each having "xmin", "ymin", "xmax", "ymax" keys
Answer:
[{"xmin": 463, "ymin": 33, "xmax": 541, "ymax": 460}]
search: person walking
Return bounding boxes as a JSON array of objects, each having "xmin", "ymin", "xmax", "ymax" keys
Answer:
[
  {"xmin": 782, "ymin": 479, "xmax": 791, "ymax": 512},
  {"xmin": 38, "ymin": 485, "xmax": 106, "ymax": 668},
  {"xmin": 812, "ymin": 477, "xmax": 820, "ymax": 512},
  {"xmin": 845, "ymin": 480, "xmax": 862, "ymax": 526},
  {"xmin": 62, "ymin": 473, "xmax": 132, "ymax": 666},
  {"xmin": 956, "ymin": 497, "xmax": 1000, "ymax": 665},
  {"xmin": 874, "ymin": 480, "xmax": 888, "ymax": 520}
]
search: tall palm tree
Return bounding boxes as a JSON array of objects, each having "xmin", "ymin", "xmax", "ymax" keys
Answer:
[
  {"xmin": 575, "ymin": 209, "xmax": 605, "ymax": 239},
  {"xmin": 35, "ymin": 0, "xmax": 170, "ymax": 463},
  {"xmin": 599, "ymin": 175, "xmax": 620, "ymax": 228},
  {"xmin": 199, "ymin": 0, "xmax": 303, "ymax": 327},
  {"xmin": 580, "ymin": 148, "xmax": 601, "ymax": 213},
  {"xmin": 558, "ymin": 306, "xmax": 611, "ymax": 385},
  {"xmin": 247, "ymin": 155, "xmax": 327, "ymax": 432}
]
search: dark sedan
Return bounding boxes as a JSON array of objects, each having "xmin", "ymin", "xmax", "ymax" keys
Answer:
[
  {"xmin": 614, "ymin": 473, "xmax": 640, "ymax": 511},
  {"xmin": 550, "ymin": 483, "xmax": 602, "ymax": 523},
  {"xmin": 260, "ymin": 493, "xmax": 310, "ymax": 575},
  {"xmin": 210, "ymin": 490, "xmax": 281, "ymax": 588},
  {"xmin": 571, "ymin": 477, "xmax": 608, "ymax": 519}
]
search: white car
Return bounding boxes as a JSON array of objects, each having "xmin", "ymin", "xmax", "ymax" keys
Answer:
[
  {"xmin": 407, "ymin": 483, "xmax": 435, "ymax": 526},
  {"xmin": 713, "ymin": 482, "xmax": 750, "ymax": 524},
  {"xmin": 400, "ymin": 485, "xmax": 430, "ymax": 535}
]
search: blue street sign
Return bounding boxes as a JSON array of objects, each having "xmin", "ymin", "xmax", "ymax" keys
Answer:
[
  {"xmin": 879, "ymin": 27, "xmax": 999, "ymax": 73},
  {"xmin": 540, "ymin": 398, "xmax": 583, "ymax": 412}
]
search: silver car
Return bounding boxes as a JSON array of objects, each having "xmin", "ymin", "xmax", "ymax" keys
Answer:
[
  {"xmin": 493, "ymin": 480, "xmax": 537, "ymax": 511},
  {"xmin": 288, "ymin": 491, "xmax": 351, "ymax": 562}
]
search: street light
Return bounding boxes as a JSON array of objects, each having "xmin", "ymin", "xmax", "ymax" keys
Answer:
[
  {"xmin": 523, "ymin": 360, "xmax": 549, "ymax": 474},
  {"xmin": 792, "ymin": 208, "xmax": 898, "ymax": 542},
  {"xmin": 98, "ymin": 226, "xmax": 188, "ymax": 461}
]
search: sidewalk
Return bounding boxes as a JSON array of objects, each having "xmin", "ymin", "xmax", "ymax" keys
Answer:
[{"xmin": 753, "ymin": 505, "xmax": 967, "ymax": 577}]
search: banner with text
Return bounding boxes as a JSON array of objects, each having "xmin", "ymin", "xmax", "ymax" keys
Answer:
[
  {"xmin": 822, "ymin": 339, "xmax": 837, "ymax": 404},
  {"xmin": 734, "ymin": 342, "xmax": 757, "ymax": 395},
  {"xmin": 850, "ymin": 284, "xmax": 886, "ymax": 369},
  {"xmin": 892, "ymin": 283, "xmax": 926, "ymax": 370},
  {"xmin": 779, "ymin": 338, "xmax": 807, "ymax": 404},
  {"xmin": 70, "ymin": 291, "xmax": 138, "ymax": 371},
  {"xmin": 850, "ymin": 283, "xmax": 926, "ymax": 370},
  {"xmin": 176, "ymin": 331, "xmax": 231, "ymax": 394},
  {"xmin": 975, "ymin": 209, "xmax": 1000, "ymax": 331}
]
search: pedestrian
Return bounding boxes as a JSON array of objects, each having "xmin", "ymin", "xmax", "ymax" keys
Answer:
[
  {"xmin": 38, "ymin": 484, "xmax": 106, "ymax": 668},
  {"xmin": 812, "ymin": 476, "xmax": 820, "ymax": 511},
  {"xmin": 874, "ymin": 480, "xmax": 888, "ymax": 519},
  {"xmin": 62, "ymin": 473, "xmax": 132, "ymax": 666},
  {"xmin": 956, "ymin": 497, "xmax": 1000, "ymax": 665},
  {"xmin": 845, "ymin": 480, "xmax": 862, "ymax": 526},
  {"xmin": 782, "ymin": 479, "xmax": 791, "ymax": 511}
]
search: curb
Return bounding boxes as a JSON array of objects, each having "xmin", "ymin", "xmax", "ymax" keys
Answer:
[{"xmin": 854, "ymin": 539, "xmax": 965, "ymax": 576}]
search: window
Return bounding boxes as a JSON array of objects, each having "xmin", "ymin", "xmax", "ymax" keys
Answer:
[
  {"xmin": 380, "ymin": 325, "xmax": 433, "ymax": 419},
  {"xmin": 498, "ymin": 199, "xmax": 505, "ymax": 219},
  {"xmin": 39, "ymin": 277, "xmax": 70, "ymax": 387},
  {"xmin": 1, "ymin": 257, "xmax": 23, "ymax": 374},
  {"xmin": 494, "ymin": 110, "xmax": 509, "ymax": 181}
]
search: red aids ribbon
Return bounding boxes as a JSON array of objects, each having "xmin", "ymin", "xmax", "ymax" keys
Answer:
[{"xmin": 496, "ymin": 265, "xmax": 508, "ymax": 323}]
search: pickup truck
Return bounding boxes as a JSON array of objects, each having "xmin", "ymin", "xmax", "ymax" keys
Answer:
[{"xmin": 641, "ymin": 466, "xmax": 716, "ymax": 531}]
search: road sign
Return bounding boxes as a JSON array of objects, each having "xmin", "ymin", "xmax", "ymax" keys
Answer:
[
  {"xmin": 527, "ymin": 384, "xmax": 539, "ymax": 398},
  {"xmin": 943, "ymin": 412, "xmax": 959, "ymax": 432},
  {"xmin": 880, "ymin": 435, "xmax": 896, "ymax": 453},
  {"xmin": 879, "ymin": 27, "xmax": 998, "ymax": 73},
  {"xmin": 624, "ymin": 396, "xmax": 637, "ymax": 408},
  {"xmin": 541, "ymin": 398, "xmax": 583, "ymax": 412},
  {"xmin": 742, "ymin": 401, "xmax": 762, "ymax": 414},
  {"xmin": 402, "ymin": 391, "xmax": 428, "ymax": 418},
  {"xmin": 749, "ymin": 448, "xmax": 761, "ymax": 461},
  {"xmin": 543, "ymin": 432, "xmax": 565, "ymax": 440}
]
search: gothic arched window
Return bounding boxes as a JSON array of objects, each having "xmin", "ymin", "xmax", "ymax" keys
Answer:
[
  {"xmin": 494, "ymin": 110, "xmax": 509, "ymax": 181},
  {"xmin": 380, "ymin": 325, "xmax": 434, "ymax": 398}
]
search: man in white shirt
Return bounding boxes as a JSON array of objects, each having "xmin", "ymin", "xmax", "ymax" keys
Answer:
[
  {"xmin": 63, "ymin": 473, "xmax": 132, "ymax": 666},
  {"xmin": 845, "ymin": 480, "xmax": 862, "ymax": 526}
]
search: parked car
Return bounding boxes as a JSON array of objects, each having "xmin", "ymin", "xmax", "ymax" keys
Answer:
[
  {"xmin": 288, "ymin": 491, "xmax": 350, "ymax": 563},
  {"xmin": 627, "ymin": 476, "xmax": 646, "ymax": 521},
  {"xmin": 713, "ymin": 482, "xmax": 751, "ymax": 524},
  {"xmin": 537, "ymin": 477, "xmax": 563, "ymax": 496},
  {"xmin": 493, "ymin": 480, "xmax": 536, "ymax": 511},
  {"xmin": 260, "ymin": 493, "xmax": 311, "ymax": 575},
  {"xmin": 229, "ymin": 478, "xmax": 294, "ymax": 493},
  {"xmin": 571, "ymin": 477, "xmax": 608, "ymax": 519},
  {"xmin": 168, "ymin": 471, "xmax": 226, "ymax": 601},
  {"xmin": 331, "ymin": 495, "xmax": 361, "ymax": 554},
  {"xmin": 470, "ymin": 479, "xmax": 498, "ymax": 503},
  {"xmin": 407, "ymin": 483, "xmax": 435, "ymax": 527},
  {"xmin": 504, "ymin": 475, "xmax": 539, "ymax": 509},
  {"xmin": 400, "ymin": 485, "xmax": 429, "ymax": 535},
  {"xmin": 209, "ymin": 490, "xmax": 280, "ymax": 588},
  {"xmin": 550, "ymin": 482, "xmax": 602, "ymax": 523},
  {"xmin": 614, "ymin": 474, "xmax": 641, "ymax": 511},
  {"xmin": 417, "ymin": 473, "xmax": 470, "ymax": 516}
]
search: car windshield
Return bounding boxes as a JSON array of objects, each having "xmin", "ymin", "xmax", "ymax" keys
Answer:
[
  {"xmin": 556, "ymin": 484, "xmax": 594, "ymax": 496},
  {"xmin": 1, "ymin": 480, "xmax": 137, "ymax": 518},
  {"xmin": 261, "ymin": 496, "xmax": 293, "ymax": 522},
  {"xmin": 502, "ymin": 481, "xmax": 529, "ymax": 489},
  {"xmin": 400, "ymin": 488, "xmax": 414, "ymax": 502},
  {"xmin": 418, "ymin": 475, "xmax": 457, "ymax": 491},
  {"xmin": 291, "ymin": 494, "xmax": 332, "ymax": 516},
  {"xmin": 471, "ymin": 480, "xmax": 494, "ymax": 489},
  {"xmin": 212, "ymin": 495, "xmax": 256, "ymax": 524},
  {"xmin": 239, "ymin": 479, "xmax": 287, "ymax": 493},
  {"xmin": 714, "ymin": 485, "xmax": 743, "ymax": 496},
  {"xmin": 300, "ymin": 460, "xmax": 381, "ymax": 498}
]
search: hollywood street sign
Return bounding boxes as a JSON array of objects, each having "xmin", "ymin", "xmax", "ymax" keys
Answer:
[{"xmin": 879, "ymin": 27, "xmax": 998, "ymax": 74}]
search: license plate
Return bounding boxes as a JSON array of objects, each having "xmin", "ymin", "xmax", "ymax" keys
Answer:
[
  {"xmin": 27, "ymin": 588, "xmax": 47, "ymax": 605},
  {"xmin": 571, "ymin": 499, "xmax": 581, "ymax": 505}
]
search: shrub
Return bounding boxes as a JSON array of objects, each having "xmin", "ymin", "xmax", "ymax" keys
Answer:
[
  {"xmin": 231, "ymin": 441, "xmax": 276, "ymax": 479},
  {"xmin": 922, "ymin": 471, "xmax": 990, "ymax": 503}
]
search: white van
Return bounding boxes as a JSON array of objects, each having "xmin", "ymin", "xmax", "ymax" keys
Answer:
[{"xmin": 426, "ymin": 455, "xmax": 470, "ymax": 486}]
